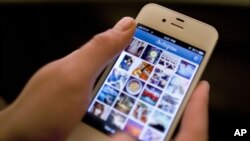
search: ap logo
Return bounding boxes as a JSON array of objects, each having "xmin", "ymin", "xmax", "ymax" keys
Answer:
[{"xmin": 234, "ymin": 129, "xmax": 247, "ymax": 136}]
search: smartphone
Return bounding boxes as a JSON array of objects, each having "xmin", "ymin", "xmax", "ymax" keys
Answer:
[{"xmin": 73, "ymin": 3, "xmax": 218, "ymax": 141}]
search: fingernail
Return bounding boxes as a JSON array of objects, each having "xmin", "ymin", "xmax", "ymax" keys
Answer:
[
  {"xmin": 200, "ymin": 80, "xmax": 210, "ymax": 90},
  {"xmin": 113, "ymin": 17, "xmax": 135, "ymax": 32}
]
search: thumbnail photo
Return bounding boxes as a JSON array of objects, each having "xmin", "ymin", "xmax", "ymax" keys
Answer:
[
  {"xmin": 119, "ymin": 54, "xmax": 134, "ymax": 71},
  {"xmin": 132, "ymin": 61, "xmax": 154, "ymax": 81},
  {"xmin": 149, "ymin": 67, "xmax": 171, "ymax": 89},
  {"xmin": 97, "ymin": 84, "xmax": 119, "ymax": 106},
  {"xmin": 124, "ymin": 119, "xmax": 144, "ymax": 138},
  {"xmin": 114, "ymin": 93, "xmax": 136, "ymax": 115},
  {"xmin": 107, "ymin": 110, "xmax": 127, "ymax": 129},
  {"xmin": 148, "ymin": 110, "xmax": 171, "ymax": 132},
  {"xmin": 141, "ymin": 45, "xmax": 163, "ymax": 64},
  {"xmin": 140, "ymin": 84, "xmax": 162, "ymax": 106},
  {"xmin": 176, "ymin": 60, "xmax": 196, "ymax": 79},
  {"xmin": 140, "ymin": 128, "xmax": 163, "ymax": 141},
  {"xmin": 132, "ymin": 101, "xmax": 152, "ymax": 123},
  {"xmin": 107, "ymin": 68, "xmax": 129, "ymax": 90},
  {"xmin": 166, "ymin": 75, "xmax": 189, "ymax": 96},
  {"xmin": 126, "ymin": 38, "xmax": 147, "ymax": 57},
  {"xmin": 158, "ymin": 93, "xmax": 179, "ymax": 114},
  {"xmin": 157, "ymin": 51, "xmax": 179, "ymax": 71},
  {"xmin": 123, "ymin": 76, "xmax": 145, "ymax": 97},
  {"xmin": 88, "ymin": 101, "xmax": 111, "ymax": 120}
]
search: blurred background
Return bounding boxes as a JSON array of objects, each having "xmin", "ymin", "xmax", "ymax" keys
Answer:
[{"xmin": 1, "ymin": 0, "xmax": 250, "ymax": 140}]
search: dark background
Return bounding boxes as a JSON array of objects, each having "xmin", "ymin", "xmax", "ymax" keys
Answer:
[{"xmin": 1, "ymin": 1, "xmax": 250, "ymax": 141}]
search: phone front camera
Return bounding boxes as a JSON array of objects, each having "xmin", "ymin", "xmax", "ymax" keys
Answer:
[{"xmin": 162, "ymin": 18, "xmax": 166, "ymax": 22}]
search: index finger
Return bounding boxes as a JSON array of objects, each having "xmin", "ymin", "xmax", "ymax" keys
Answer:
[{"xmin": 175, "ymin": 81, "xmax": 210, "ymax": 141}]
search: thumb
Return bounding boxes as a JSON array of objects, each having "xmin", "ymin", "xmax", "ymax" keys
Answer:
[
  {"xmin": 64, "ymin": 17, "xmax": 136, "ymax": 81},
  {"xmin": 0, "ymin": 17, "xmax": 136, "ymax": 140}
]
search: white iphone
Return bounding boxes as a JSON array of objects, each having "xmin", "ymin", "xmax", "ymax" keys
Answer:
[{"xmin": 70, "ymin": 3, "xmax": 218, "ymax": 141}]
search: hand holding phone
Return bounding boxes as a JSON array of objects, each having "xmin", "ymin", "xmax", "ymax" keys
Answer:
[
  {"xmin": 82, "ymin": 3, "xmax": 218, "ymax": 141},
  {"xmin": 0, "ymin": 4, "xmax": 216, "ymax": 141}
]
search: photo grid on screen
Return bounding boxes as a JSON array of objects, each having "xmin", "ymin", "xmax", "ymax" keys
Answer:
[{"xmin": 88, "ymin": 37, "xmax": 197, "ymax": 140}]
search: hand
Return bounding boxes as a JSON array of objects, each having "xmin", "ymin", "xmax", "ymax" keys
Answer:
[
  {"xmin": 0, "ymin": 16, "xmax": 209, "ymax": 141},
  {"xmin": 0, "ymin": 17, "xmax": 136, "ymax": 141}
]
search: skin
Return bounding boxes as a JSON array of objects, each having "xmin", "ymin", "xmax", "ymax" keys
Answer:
[{"xmin": 0, "ymin": 17, "xmax": 209, "ymax": 141}]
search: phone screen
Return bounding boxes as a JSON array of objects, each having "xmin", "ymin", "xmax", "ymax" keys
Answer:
[{"xmin": 83, "ymin": 23, "xmax": 205, "ymax": 141}]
